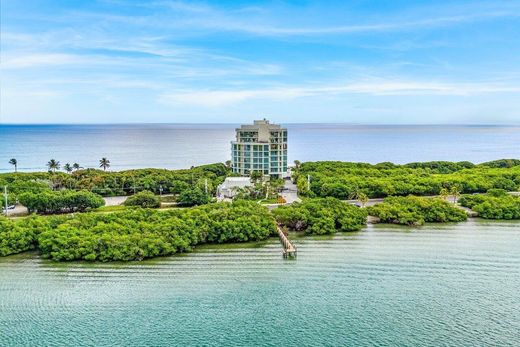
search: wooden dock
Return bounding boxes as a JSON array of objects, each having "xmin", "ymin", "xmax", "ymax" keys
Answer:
[{"xmin": 276, "ymin": 224, "xmax": 297, "ymax": 258}]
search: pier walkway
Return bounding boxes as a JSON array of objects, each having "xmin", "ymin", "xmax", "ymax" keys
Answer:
[{"xmin": 276, "ymin": 224, "xmax": 297, "ymax": 258}]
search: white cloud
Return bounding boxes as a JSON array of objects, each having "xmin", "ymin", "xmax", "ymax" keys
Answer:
[
  {"xmin": 159, "ymin": 79, "xmax": 520, "ymax": 107},
  {"xmin": 1, "ymin": 53, "xmax": 84, "ymax": 69}
]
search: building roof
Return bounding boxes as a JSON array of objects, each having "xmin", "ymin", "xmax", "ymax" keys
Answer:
[
  {"xmin": 219, "ymin": 177, "xmax": 252, "ymax": 189},
  {"xmin": 236, "ymin": 119, "xmax": 285, "ymax": 131}
]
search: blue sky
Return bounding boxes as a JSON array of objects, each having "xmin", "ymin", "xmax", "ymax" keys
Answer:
[{"xmin": 1, "ymin": 0, "xmax": 519, "ymax": 124}]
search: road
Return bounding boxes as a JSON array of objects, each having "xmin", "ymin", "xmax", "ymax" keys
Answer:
[{"xmin": 281, "ymin": 178, "xmax": 301, "ymax": 204}]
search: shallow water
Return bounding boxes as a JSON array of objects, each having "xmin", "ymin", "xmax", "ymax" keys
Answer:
[{"xmin": 1, "ymin": 219, "xmax": 519, "ymax": 346}]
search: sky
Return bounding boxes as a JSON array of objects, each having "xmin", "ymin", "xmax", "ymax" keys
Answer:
[{"xmin": 1, "ymin": 0, "xmax": 520, "ymax": 124}]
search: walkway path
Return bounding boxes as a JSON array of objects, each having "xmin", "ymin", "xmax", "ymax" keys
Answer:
[{"xmin": 276, "ymin": 224, "xmax": 297, "ymax": 258}]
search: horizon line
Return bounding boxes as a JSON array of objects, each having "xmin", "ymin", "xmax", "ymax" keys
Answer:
[{"xmin": 1, "ymin": 122, "xmax": 519, "ymax": 127}]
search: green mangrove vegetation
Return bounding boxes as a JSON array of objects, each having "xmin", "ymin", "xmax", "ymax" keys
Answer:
[
  {"xmin": 176, "ymin": 187, "xmax": 211, "ymax": 206},
  {"xmin": 293, "ymin": 159, "xmax": 520, "ymax": 199},
  {"xmin": 0, "ymin": 163, "xmax": 229, "ymax": 198},
  {"xmin": 123, "ymin": 190, "xmax": 161, "ymax": 208},
  {"xmin": 367, "ymin": 196, "xmax": 468, "ymax": 226},
  {"xmin": 0, "ymin": 201, "xmax": 276, "ymax": 261},
  {"xmin": 459, "ymin": 190, "xmax": 520, "ymax": 219},
  {"xmin": 18, "ymin": 190, "xmax": 105, "ymax": 214},
  {"xmin": 273, "ymin": 197, "xmax": 367, "ymax": 234}
]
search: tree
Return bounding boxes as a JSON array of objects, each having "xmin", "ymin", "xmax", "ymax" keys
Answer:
[
  {"xmin": 99, "ymin": 158, "xmax": 110, "ymax": 171},
  {"xmin": 47, "ymin": 159, "xmax": 60, "ymax": 173},
  {"xmin": 450, "ymin": 185, "xmax": 461, "ymax": 203},
  {"xmin": 8, "ymin": 158, "xmax": 17, "ymax": 173},
  {"xmin": 350, "ymin": 190, "xmax": 369, "ymax": 207},
  {"xmin": 250, "ymin": 171, "xmax": 263, "ymax": 184},
  {"xmin": 72, "ymin": 163, "xmax": 81, "ymax": 171},
  {"xmin": 124, "ymin": 190, "xmax": 160, "ymax": 208},
  {"xmin": 64, "ymin": 163, "xmax": 73, "ymax": 174},
  {"xmin": 225, "ymin": 160, "xmax": 232, "ymax": 169},
  {"xmin": 439, "ymin": 187, "xmax": 449, "ymax": 200},
  {"xmin": 294, "ymin": 160, "xmax": 301, "ymax": 169},
  {"xmin": 177, "ymin": 187, "xmax": 210, "ymax": 206}
]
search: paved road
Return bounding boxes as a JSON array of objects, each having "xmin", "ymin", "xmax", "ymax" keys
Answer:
[{"xmin": 281, "ymin": 178, "xmax": 301, "ymax": 204}]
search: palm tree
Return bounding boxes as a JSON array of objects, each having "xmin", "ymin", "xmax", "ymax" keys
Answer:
[
  {"xmin": 99, "ymin": 157, "xmax": 110, "ymax": 171},
  {"xmin": 450, "ymin": 186, "xmax": 461, "ymax": 204},
  {"xmin": 350, "ymin": 190, "xmax": 369, "ymax": 207},
  {"xmin": 439, "ymin": 187, "xmax": 449, "ymax": 200},
  {"xmin": 72, "ymin": 163, "xmax": 81, "ymax": 171},
  {"xmin": 8, "ymin": 158, "xmax": 17, "ymax": 173},
  {"xmin": 64, "ymin": 163, "xmax": 73, "ymax": 174},
  {"xmin": 47, "ymin": 159, "xmax": 60, "ymax": 173},
  {"xmin": 294, "ymin": 160, "xmax": 301, "ymax": 169}
]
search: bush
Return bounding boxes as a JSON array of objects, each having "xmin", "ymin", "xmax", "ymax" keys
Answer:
[
  {"xmin": 367, "ymin": 196, "xmax": 468, "ymax": 226},
  {"xmin": 36, "ymin": 201, "xmax": 276, "ymax": 261},
  {"xmin": 0, "ymin": 216, "xmax": 57, "ymax": 256},
  {"xmin": 18, "ymin": 190, "xmax": 105, "ymax": 214},
  {"xmin": 0, "ymin": 201, "xmax": 276, "ymax": 261},
  {"xmin": 293, "ymin": 160, "xmax": 520, "ymax": 199},
  {"xmin": 177, "ymin": 187, "xmax": 210, "ymax": 206},
  {"xmin": 124, "ymin": 191, "xmax": 160, "ymax": 208},
  {"xmin": 273, "ymin": 197, "xmax": 367, "ymax": 235},
  {"xmin": 459, "ymin": 193, "xmax": 520, "ymax": 219}
]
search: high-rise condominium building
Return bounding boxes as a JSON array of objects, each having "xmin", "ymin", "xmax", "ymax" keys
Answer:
[{"xmin": 231, "ymin": 119, "xmax": 288, "ymax": 178}]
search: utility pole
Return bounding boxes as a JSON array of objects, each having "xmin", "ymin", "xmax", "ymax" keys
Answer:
[
  {"xmin": 4, "ymin": 186, "xmax": 8, "ymax": 216},
  {"xmin": 159, "ymin": 185, "xmax": 163, "ymax": 197},
  {"xmin": 307, "ymin": 175, "xmax": 311, "ymax": 192},
  {"xmin": 204, "ymin": 179, "xmax": 208, "ymax": 195}
]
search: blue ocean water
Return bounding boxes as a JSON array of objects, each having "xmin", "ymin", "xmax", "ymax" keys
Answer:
[{"xmin": 1, "ymin": 124, "xmax": 519, "ymax": 172}]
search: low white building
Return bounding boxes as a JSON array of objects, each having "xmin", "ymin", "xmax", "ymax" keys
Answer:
[{"xmin": 217, "ymin": 177, "xmax": 252, "ymax": 198}]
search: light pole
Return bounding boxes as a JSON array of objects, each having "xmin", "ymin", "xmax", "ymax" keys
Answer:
[{"xmin": 4, "ymin": 186, "xmax": 8, "ymax": 216}]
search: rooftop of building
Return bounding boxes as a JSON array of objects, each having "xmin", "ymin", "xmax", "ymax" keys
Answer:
[
  {"xmin": 219, "ymin": 177, "xmax": 252, "ymax": 189},
  {"xmin": 236, "ymin": 119, "xmax": 285, "ymax": 131}
]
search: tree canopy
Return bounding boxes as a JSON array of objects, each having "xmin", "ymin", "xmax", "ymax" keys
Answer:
[{"xmin": 293, "ymin": 160, "xmax": 520, "ymax": 199}]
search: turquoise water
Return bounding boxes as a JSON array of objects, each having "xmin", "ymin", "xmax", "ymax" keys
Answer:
[
  {"xmin": 1, "ymin": 124, "xmax": 519, "ymax": 172},
  {"xmin": 1, "ymin": 219, "xmax": 519, "ymax": 346}
]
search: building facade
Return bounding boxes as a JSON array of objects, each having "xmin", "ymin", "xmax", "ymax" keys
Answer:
[{"xmin": 231, "ymin": 119, "xmax": 288, "ymax": 178}]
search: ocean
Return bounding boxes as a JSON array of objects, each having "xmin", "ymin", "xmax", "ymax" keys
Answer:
[{"xmin": 1, "ymin": 124, "xmax": 519, "ymax": 172}]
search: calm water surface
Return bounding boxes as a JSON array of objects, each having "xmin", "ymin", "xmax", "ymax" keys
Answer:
[
  {"xmin": 1, "ymin": 219, "xmax": 519, "ymax": 346},
  {"xmin": 1, "ymin": 124, "xmax": 519, "ymax": 171}
]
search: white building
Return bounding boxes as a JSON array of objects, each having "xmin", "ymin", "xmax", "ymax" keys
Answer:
[
  {"xmin": 217, "ymin": 177, "xmax": 253, "ymax": 198},
  {"xmin": 231, "ymin": 119, "xmax": 288, "ymax": 179}
]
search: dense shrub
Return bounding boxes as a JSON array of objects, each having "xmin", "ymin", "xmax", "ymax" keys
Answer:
[
  {"xmin": 0, "ymin": 216, "xmax": 59, "ymax": 256},
  {"xmin": 459, "ymin": 192, "xmax": 520, "ymax": 219},
  {"xmin": 18, "ymin": 191, "xmax": 105, "ymax": 214},
  {"xmin": 479, "ymin": 159, "xmax": 520, "ymax": 168},
  {"xmin": 124, "ymin": 190, "xmax": 161, "ymax": 208},
  {"xmin": 367, "ymin": 196, "xmax": 468, "ymax": 226},
  {"xmin": 273, "ymin": 197, "xmax": 367, "ymax": 235},
  {"xmin": 177, "ymin": 187, "xmax": 210, "ymax": 206},
  {"xmin": 1, "ymin": 201, "xmax": 276, "ymax": 261},
  {"xmin": 293, "ymin": 160, "xmax": 520, "ymax": 199}
]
